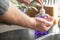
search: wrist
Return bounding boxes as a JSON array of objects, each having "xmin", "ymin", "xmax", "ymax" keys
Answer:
[{"xmin": 28, "ymin": 17, "xmax": 36, "ymax": 29}]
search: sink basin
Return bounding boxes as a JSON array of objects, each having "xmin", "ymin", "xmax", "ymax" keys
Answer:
[{"xmin": 36, "ymin": 33, "xmax": 60, "ymax": 40}]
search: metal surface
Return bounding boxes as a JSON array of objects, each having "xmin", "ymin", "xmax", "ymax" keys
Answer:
[
  {"xmin": 0, "ymin": 24, "xmax": 34, "ymax": 40},
  {"xmin": 36, "ymin": 33, "xmax": 60, "ymax": 40},
  {"xmin": 0, "ymin": 29, "xmax": 34, "ymax": 40}
]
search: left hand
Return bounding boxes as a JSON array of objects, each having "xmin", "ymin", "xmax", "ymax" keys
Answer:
[
  {"xmin": 44, "ymin": 16, "xmax": 54, "ymax": 22},
  {"xmin": 35, "ymin": 16, "xmax": 54, "ymax": 32},
  {"xmin": 43, "ymin": 16, "xmax": 54, "ymax": 27}
]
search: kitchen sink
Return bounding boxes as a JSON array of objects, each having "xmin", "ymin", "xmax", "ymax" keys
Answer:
[{"xmin": 36, "ymin": 33, "xmax": 60, "ymax": 40}]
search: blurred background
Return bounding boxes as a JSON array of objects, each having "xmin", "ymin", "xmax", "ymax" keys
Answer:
[{"xmin": 1, "ymin": 0, "xmax": 60, "ymax": 40}]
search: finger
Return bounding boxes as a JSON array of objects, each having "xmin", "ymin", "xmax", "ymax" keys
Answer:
[
  {"xmin": 35, "ymin": 23, "xmax": 44, "ymax": 32},
  {"xmin": 44, "ymin": 16, "xmax": 54, "ymax": 22},
  {"xmin": 47, "ymin": 16, "xmax": 54, "ymax": 21},
  {"xmin": 42, "ymin": 25, "xmax": 52, "ymax": 31},
  {"xmin": 35, "ymin": 17, "xmax": 45, "ymax": 22},
  {"xmin": 36, "ymin": 0, "xmax": 43, "ymax": 5},
  {"xmin": 50, "ymin": 17, "xmax": 54, "ymax": 22},
  {"xmin": 44, "ymin": 16, "xmax": 51, "ymax": 21},
  {"xmin": 44, "ymin": 16, "xmax": 49, "ymax": 21},
  {"xmin": 35, "ymin": 17, "xmax": 53, "ymax": 25},
  {"xmin": 35, "ymin": 21, "xmax": 46, "ymax": 32},
  {"xmin": 37, "ymin": 22, "xmax": 48, "ymax": 32},
  {"xmin": 37, "ymin": 22, "xmax": 52, "ymax": 32},
  {"xmin": 18, "ymin": 0, "xmax": 31, "ymax": 5},
  {"xmin": 23, "ymin": 0, "xmax": 31, "ymax": 5}
]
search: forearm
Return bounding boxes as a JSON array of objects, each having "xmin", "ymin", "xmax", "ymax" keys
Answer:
[{"xmin": 0, "ymin": 1, "xmax": 35, "ymax": 29}]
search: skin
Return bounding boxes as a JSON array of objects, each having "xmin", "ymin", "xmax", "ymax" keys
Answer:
[{"xmin": 0, "ymin": 0, "xmax": 54, "ymax": 32}]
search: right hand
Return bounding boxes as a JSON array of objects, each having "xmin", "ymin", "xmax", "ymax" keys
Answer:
[
  {"xmin": 17, "ymin": 0, "xmax": 31, "ymax": 5},
  {"xmin": 17, "ymin": 0, "xmax": 43, "ymax": 5},
  {"xmin": 36, "ymin": 0, "xmax": 43, "ymax": 5}
]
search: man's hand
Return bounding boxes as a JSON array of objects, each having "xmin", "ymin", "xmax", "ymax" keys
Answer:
[
  {"xmin": 0, "ymin": 1, "xmax": 54, "ymax": 32},
  {"xmin": 34, "ymin": 16, "xmax": 54, "ymax": 32},
  {"xmin": 17, "ymin": 0, "xmax": 43, "ymax": 5},
  {"xmin": 36, "ymin": 0, "xmax": 43, "ymax": 5},
  {"xmin": 17, "ymin": 0, "xmax": 31, "ymax": 5}
]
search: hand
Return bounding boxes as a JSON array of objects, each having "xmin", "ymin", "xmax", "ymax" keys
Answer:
[
  {"xmin": 17, "ymin": 0, "xmax": 43, "ymax": 5},
  {"xmin": 44, "ymin": 16, "xmax": 54, "ymax": 22},
  {"xmin": 34, "ymin": 17, "xmax": 54, "ymax": 32},
  {"xmin": 36, "ymin": 0, "xmax": 43, "ymax": 5},
  {"xmin": 17, "ymin": 0, "xmax": 31, "ymax": 5}
]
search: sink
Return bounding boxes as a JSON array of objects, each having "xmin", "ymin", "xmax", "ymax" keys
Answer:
[
  {"xmin": 36, "ymin": 33, "xmax": 60, "ymax": 40},
  {"xmin": 0, "ymin": 29, "xmax": 34, "ymax": 40}
]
